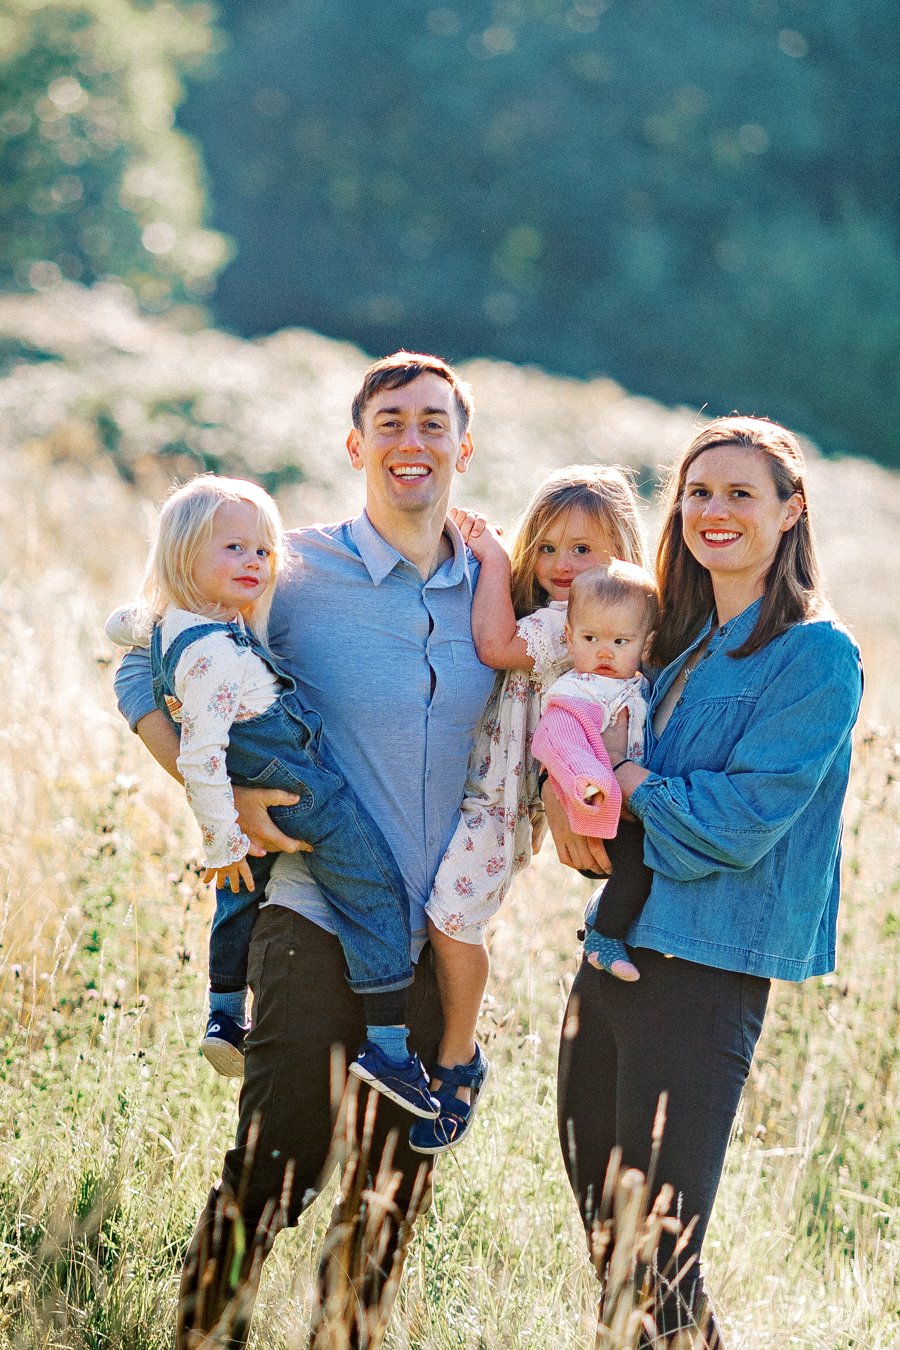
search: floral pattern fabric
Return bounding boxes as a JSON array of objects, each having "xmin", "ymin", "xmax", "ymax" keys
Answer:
[
  {"xmin": 106, "ymin": 604, "xmax": 282, "ymax": 868},
  {"xmin": 426, "ymin": 602, "xmax": 570, "ymax": 942}
]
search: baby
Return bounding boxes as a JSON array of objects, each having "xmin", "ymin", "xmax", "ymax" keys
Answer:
[{"xmin": 531, "ymin": 561, "xmax": 658, "ymax": 980}]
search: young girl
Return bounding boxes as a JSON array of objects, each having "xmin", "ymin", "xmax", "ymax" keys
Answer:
[
  {"xmin": 409, "ymin": 466, "xmax": 647, "ymax": 1154},
  {"xmin": 532, "ymin": 560, "xmax": 658, "ymax": 983},
  {"xmin": 106, "ymin": 475, "xmax": 440, "ymax": 1120}
]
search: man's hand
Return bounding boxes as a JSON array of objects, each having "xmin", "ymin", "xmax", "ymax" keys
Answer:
[
  {"xmin": 233, "ymin": 785, "xmax": 314, "ymax": 856},
  {"xmin": 449, "ymin": 508, "xmax": 506, "ymax": 564},
  {"xmin": 203, "ymin": 857, "xmax": 256, "ymax": 893},
  {"xmin": 542, "ymin": 780, "xmax": 612, "ymax": 875}
]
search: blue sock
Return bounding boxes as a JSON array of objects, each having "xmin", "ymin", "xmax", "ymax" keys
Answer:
[
  {"xmin": 209, "ymin": 988, "xmax": 247, "ymax": 1023},
  {"xmin": 366, "ymin": 1024, "xmax": 410, "ymax": 1063}
]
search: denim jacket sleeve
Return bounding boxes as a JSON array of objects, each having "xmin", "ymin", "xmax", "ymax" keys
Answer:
[
  {"xmin": 629, "ymin": 622, "xmax": 863, "ymax": 881},
  {"xmin": 113, "ymin": 645, "xmax": 158, "ymax": 731}
]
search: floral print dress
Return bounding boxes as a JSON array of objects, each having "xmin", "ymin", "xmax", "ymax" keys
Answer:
[{"xmin": 425, "ymin": 601, "xmax": 570, "ymax": 942}]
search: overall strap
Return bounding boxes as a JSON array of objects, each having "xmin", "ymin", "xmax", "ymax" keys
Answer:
[{"xmin": 152, "ymin": 619, "xmax": 249, "ymax": 703}]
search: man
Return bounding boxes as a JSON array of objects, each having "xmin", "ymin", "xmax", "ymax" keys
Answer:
[{"xmin": 115, "ymin": 352, "xmax": 498, "ymax": 1346}]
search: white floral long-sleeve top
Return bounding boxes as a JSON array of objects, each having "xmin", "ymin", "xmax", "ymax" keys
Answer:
[{"xmin": 106, "ymin": 604, "xmax": 281, "ymax": 867}]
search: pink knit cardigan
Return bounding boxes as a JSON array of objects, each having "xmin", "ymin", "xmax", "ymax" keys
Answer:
[{"xmin": 531, "ymin": 695, "xmax": 622, "ymax": 837}]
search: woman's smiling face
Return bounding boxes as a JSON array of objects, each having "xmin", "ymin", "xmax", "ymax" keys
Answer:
[{"xmin": 680, "ymin": 445, "xmax": 803, "ymax": 599}]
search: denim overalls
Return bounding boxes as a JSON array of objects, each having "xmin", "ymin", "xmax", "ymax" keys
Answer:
[{"xmin": 151, "ymin": 619, "xmax": 413, "ymax": 993}]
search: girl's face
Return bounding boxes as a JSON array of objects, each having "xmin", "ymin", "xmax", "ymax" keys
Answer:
[
  {"xmin": 680, "ymin": 447, "xmax": 802, "ymax": 600},
  {"xmin": 192, "ymin": 500, "xmax": 274, "ymax": 619},
  {"xmin": 533, "ymin": 507, "xmax": 615, "ymax": 603}
]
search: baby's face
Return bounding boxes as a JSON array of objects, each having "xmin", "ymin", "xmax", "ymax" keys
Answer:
[{"xmin": 565, "ymin": 599, "xmax": 650, "ymax": 679}]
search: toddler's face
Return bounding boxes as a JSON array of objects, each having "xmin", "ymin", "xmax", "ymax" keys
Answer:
[
  {"xmin": 565, "ymin": 598, "xmax": 650, "ymax": 679},
  {"xmin": 193, "ymin": 500, "xmax": 274, "ymax": 619}
]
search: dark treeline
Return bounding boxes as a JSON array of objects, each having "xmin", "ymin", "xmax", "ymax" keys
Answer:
[
  {"xmin": 2, "ymin": 1, "xmax": 898, "ymax": 467},
  {"xmin": 177, "ymin": 0, "xmax": 900, "ymax": 467}
]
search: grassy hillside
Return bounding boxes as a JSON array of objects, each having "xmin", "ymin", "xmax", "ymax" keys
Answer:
[{"xmin": 0, "ymin": 289, "xmax": 896, "ymax": 1348}]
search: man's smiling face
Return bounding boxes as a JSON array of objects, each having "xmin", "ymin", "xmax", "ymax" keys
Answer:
[{"xmin": 346, "ymin": 371, "xmax": 474, "ymax": 531}]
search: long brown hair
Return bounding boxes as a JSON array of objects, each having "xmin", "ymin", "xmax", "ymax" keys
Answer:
[
  {"xmin": 509, "ymin": 465, "xmax": 647, "ymax": 618},
  {"xmin": 650, "ymin": 418, "xmax": 828, "ymax": 665}
]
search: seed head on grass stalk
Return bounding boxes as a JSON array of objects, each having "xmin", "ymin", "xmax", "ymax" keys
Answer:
[
  {"xmin": 577, "ymin": 1093, "xmax": 714, "ymax": 1348},
  {"xmin": 310, "ymin": 1047, "xmax": 430, "ymax": 1349},
  {"xmin": 177, "ymin": 1114, "xmax": 289, "ymax": 1349},
  {"xmin": 176, "ymin": 1047, "xmax": 430, "ymax": 1350}
]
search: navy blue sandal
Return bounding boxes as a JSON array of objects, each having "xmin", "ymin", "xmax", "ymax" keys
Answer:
[{"xmin": 408, "ymin": 1044, "xmax": 490, "ymax": 1155}]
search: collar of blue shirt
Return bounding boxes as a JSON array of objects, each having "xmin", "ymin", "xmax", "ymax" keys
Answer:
[{"xmin": 349, "ymin": 510, "xmax": 471, "ymax": 588}]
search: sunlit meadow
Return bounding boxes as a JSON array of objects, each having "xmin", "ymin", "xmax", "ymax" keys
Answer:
[{"xmin": 0, "ymin": 290, "xmax": 896, "ymax": 1347}]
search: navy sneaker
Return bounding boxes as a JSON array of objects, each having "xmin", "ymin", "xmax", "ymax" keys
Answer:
[
  {"xmin": 409, "ymin": 1044, "xmax": 490, "ymax": 1155},
  {"xmin": 348, "ymin": 1043, "xmax": 441, "ymax": 1119},
  {"xmin": 201, "ymin": 1011, "xmax": 247, "ymax": 1078}
]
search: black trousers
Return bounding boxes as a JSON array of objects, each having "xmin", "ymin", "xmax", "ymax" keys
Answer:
[
  {"xmin": 177, "ymin": 907, "xmax": 444, "ymax": 1348},
  {"xmin": 558, "ymin": 949, "xmax": 770, "ymax": 1344},
  {"xmin": 590, "ymin": 818, "xmax": 653, "ymax": 939}
]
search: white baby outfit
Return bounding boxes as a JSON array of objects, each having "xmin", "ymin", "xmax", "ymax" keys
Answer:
[
  {"xmin": 425, "ymin": 601, "xmax": 570, "ymax": 943},
  {"xmin": 542, "ymin": 670, "xmax": 649, "ymax": 762}
]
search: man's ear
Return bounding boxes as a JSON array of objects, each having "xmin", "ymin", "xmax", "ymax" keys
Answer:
[
  {"xmin": 346, "ymin": 427, "xmax": 364, "ymax": 472},
  {"xmin": 455, "ymin": 431, "xmax": 475, "ymax": 474}
]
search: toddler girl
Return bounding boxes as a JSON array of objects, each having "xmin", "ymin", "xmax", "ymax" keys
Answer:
[
  {"xmin": 532, "ymin": 560, "xmax": 658, "ymax": 982},
  {"xmin": 410, "ymin": 466, "xmax": 647, "ymax": 1154},
  {"xmin": 106, "ymin": 475, "xmax": 439, "ymax": 1120}
]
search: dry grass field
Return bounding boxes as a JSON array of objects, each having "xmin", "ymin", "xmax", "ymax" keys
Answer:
[{"xmin": 0, "ymin": 289, "xmax": 897, "ymax": 1347}]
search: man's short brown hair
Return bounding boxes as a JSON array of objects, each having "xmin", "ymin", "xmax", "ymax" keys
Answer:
[{"xmin": 351, "ymin": 351, "xmax": 474, "ymax": 434}]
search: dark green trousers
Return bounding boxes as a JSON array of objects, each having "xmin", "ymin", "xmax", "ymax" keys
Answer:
[{"xmin": 177, "ymin": 906, "xmax": 444, "ymax": 1348}]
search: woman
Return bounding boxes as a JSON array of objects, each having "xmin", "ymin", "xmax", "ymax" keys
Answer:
[{"xmin": 553, "ymin": 418, "xmax": 863, "ymax": 1344}]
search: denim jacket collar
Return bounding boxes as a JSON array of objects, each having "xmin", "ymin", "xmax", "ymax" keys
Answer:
[{"xmin": 652, "ymin": 596, "xmax": 764, "ymax": 708}]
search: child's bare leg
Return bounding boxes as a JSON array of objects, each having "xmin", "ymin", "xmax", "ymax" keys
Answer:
[{"xmin": 427, "ymin": 918, "xmax": 489, "ymax": 1104}]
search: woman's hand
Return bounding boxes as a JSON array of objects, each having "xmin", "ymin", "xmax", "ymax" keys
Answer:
[
  {"xmin": 530, "ymin": 806, "xmax": 549, "ymax": 854},
  {"xmin": 449, "ymin": 508, "xmax": 506, "ymax": 564},
  {"xmin": 542, "ymin": 779, "xmax": 612, "ymax": 875},
  {"xmin": 203, "ymin": 857, "xmax": 256, "ymax": 893},
  {"xmin": 233, "ymin": 785, "xmax": 314, "ymax": 856},
  {"xmin": 601, "ymin": 708, "xmax": 629, "ymax": 765},
  {"xmin": 600, "ymin": 712, "xmax": 649, "ymax": 820}
]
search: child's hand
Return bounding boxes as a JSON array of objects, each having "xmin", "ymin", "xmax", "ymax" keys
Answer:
[
  {"xmin": 203, "ymin": 857, "xmax": 256, "ymax": 893},
  {"xmin": 449, "ymin": 508, "xmax": 506, "ymax": 564}
]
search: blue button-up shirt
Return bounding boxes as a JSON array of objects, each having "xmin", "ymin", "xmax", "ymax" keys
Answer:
[
  {"xmin": 114, "ymin": 512, "xmax": 496, "ymax": 956},
  {"xmin": 626, "ymin": 601, "xmax": 863, "ymax": 981}
]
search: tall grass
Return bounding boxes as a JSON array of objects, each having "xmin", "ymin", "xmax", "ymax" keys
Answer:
[{"xmin": 1, "ymin": 396, "xmax": 897, "ymax": 1347}]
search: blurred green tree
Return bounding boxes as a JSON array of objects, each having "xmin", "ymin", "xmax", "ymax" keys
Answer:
[
  {"xmin": 0, "ymin": 0, "xmax": 228, "ymax": 309},
  {"xmin": 178, "ymin": 0, "xmax": 900, "ymax": 467}
]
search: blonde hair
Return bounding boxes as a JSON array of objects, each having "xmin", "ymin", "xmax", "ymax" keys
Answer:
[
  {"xmin": 568, "ymin": 560, "xmax": 659, "ymax": 633},
  {"xmin": 143, "ymin": 475, "xmax": 287, "ymax": 642},
  {"xmin": 509, "ymin": 465, "xmax": 647, "ymax": 618}
]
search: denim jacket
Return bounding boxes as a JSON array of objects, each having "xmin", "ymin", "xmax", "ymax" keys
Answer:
[{"xmin": 627, "ymin": 600, "xmax": 863, "ymax": 981}]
